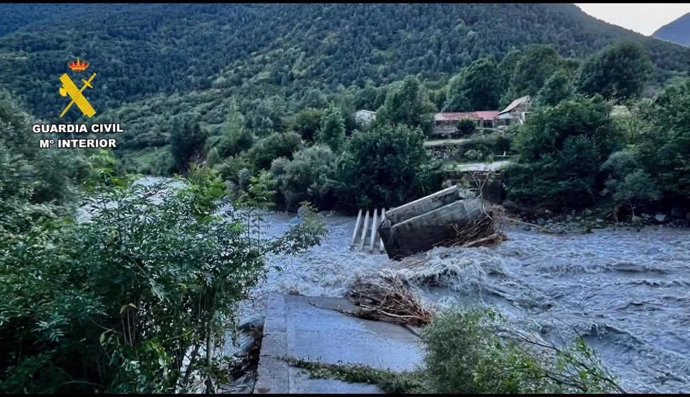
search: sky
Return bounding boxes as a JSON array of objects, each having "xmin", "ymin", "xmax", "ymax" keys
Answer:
[{"xmin": 576, "ymin": 3, "xmax": 690, "ymax": 36}]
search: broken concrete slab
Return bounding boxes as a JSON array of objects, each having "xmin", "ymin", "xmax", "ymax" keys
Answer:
[
  {"xmin": 254, "ymin": 294, "xmax": 424, "ymax": 394},
  {"xmin": 380, "ymin": 197, "xmax": 490, "ymax": 259}
]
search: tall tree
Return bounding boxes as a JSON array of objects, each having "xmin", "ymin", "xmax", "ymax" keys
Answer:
[
  {"xmin": 578, "ymin": 41, "xmax": 654, "ymax": 101},
  {"xmin": 290, "ymin": 108, "xmax": 324, "ymax": 142},
  {"xmin": 508, "ymin": 45, "xmax": 564, "ymax": 99},
  {"xmin": 170, "ymin": 118, "xmax": 207, "ymax": 174},
  {"xmin": 637, "ymin": 79, "xmax": 690, "ymax": 198},
  {"xmin": 338, "ymin": 123, "xmax": 430, "ymax": 209},
  {"xmin": 535, "ymin": 70, "xmax": 576, "ymax": 107},
  {"xmin": 444, "ymin": 57, "xmax": 500, "ymax": 111},
  {"xmin": 216, "ymin": 102, "xmax": 253, "ymax": 158},
  {"xmin": 376, "ymin": 77, "xmax": 436, "ymax": 135},
  {"xmin": 318, "ymin": 106, "xmax": 346, "ymax": 151}
]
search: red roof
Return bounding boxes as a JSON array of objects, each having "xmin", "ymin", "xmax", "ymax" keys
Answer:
[
  {"xmin": 434, "ymin": 111, "xmax": 499, "ymax": 122},
  {"xmin": 474, "ymin": 111, "xmax": 500, "ymax": 121}
]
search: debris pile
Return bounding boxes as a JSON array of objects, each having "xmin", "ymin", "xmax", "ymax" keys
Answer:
[
  {"xmin": 433, "ymin": 205, "xmax": 507, "ymax": 248},
  {"xmin": 345, "ymin": 275, "xmax": 433, "ymax": 327}
]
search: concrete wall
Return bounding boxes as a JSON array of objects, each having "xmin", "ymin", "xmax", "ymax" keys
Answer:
[{"xmin": 379, "ymin": 197, "xmax": 488, "ymax": 260}]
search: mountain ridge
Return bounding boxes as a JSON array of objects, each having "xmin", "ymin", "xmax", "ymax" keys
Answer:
[
  {"xmin": 653, "ymin": 13, "xmax": 690, "ymax": 47},
  {"xmin": 0, "ymin": 3, "xmax": 688, "ymax": 121}
]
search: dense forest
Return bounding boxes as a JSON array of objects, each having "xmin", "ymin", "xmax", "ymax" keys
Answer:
[{"xmin": 1, "ymin": 4, "xmax": 689, "ymax": 118}]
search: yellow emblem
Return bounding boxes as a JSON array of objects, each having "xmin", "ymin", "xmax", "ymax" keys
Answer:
[{"xmin": 59, "ymin": 59, "xmax": 97, "ymax": 118}]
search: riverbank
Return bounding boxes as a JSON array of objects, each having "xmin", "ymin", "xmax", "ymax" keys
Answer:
[{"xmin": 501, "ymin": 201, "xmax": 690, "ymax": 235}]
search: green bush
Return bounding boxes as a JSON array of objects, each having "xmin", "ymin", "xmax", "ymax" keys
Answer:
[
  {"xmin": 337, "ymin": 123, "xmax": 439, "ymax": 210},
  {"xmin": 0, "ymin": 168, "xmax": 324, "ymax": 393},
  {"xmin": 453, "ymin": 134, "xmax": 513, "ymax": 161},
  {"xmin": 601, "ymin": 148, "xmax": 660, "ymax": 215},
  {"xmin": 637, "ymin": 79, "xmax": 690, "ymax": 200},
  {"xmin": 289, "ymin": 108, "xmax": 324, "ymax": 142},
  {"xmin": 169, "ymin": 118, "xmax": 207, "ymax": 174},
  {"xmin": 422, "ymin": 308, "xmax": 624, "ymax": 394},
  {"xmin": 318, "ymin": 107, "xmax": 346, "ymax": 151},
  {"xmin": 456, "ymin": 119, "xmax": 477, "ymax": 136},
  {"xmin": 273, "ymin": 144, "xmax": 338, "ymax": 210},
  {"xmin": 505, "ymin": 96, "xmax": 620, "ymax": 209},
  {"xmin": 248, "ymin": 131, "xmax": 303, "ymax": 171}
]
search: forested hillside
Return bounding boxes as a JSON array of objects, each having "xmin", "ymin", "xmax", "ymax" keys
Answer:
[
  {"xmin": 1, "ymin": 3, "xmax": 689, "ymax": 120},
  {"xmin": 654, "ymin": 13, "xmax": 690, "ymax": 47}
]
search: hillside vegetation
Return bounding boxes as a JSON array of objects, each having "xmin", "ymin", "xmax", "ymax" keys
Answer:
[{"xmin": 1, "ymin": 3, "xmax": 689, "ymax": 120}]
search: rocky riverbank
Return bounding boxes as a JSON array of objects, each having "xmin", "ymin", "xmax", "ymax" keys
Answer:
[{"xmin": 502, "ymin": 201, "xmax": 690, "ymax": 235}]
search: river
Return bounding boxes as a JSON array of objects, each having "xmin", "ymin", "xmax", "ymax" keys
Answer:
[{"xmin": 241, "ymin": 211, "xmax": 690, "ymax": 394}]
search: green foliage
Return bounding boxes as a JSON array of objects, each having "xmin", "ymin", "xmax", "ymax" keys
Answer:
[
  {"xmin": 578, "ymin": 42, "xmax": 654, "ymax": 101},
  {"xmin": 422, "ymin": 308, "xmax": 624, "ymax": 394},
  {"xmin": 290, "ymin": 108, "xmax": 324, "ymax": 142},
  {"xmin": 376, "ymin": 77, "xmax": 436, "ymax": 136},
  {"xmin": 248, "ymin": 131, "xmax": 303, "ymax": 171},
  {"xmin": 272, "ymin": 144, "xmax": 338, "ymax": 210},
  {"xmin": 215, "ymin": 155, "xmax": 250, "ymax": 185},
  {"xmin": 338, "ymin": 123, "xmax": 436, "ymax": 210},
  {"xmin": 169, "ymin": 118, "xmax": 207, "ymax": 174},
  {"xmin": 598, "ymin": 147, "xmax": 659, "ymax": 216},
  {"xmin": 0, "ymin": 170, "xmax": 324, "ymax": 393},
  {"xmin": 286, "ymin": 358, "xmax": 428, "ymax": 394},
  {"xmin": 536, "ymin": 70, "xmax": 575, "ymax": 107},
  {"xmin": 318, "ymin": 107, "xmax": 346, "ymax": 151},
  {"xmin": 206, "ymin": 147, "xmax": 221, "ymax": 168},
  {"xmin": 506, "ymin": 96, "xmax": 620, "ymax": 209},
  {"xmin": 508, "ymin": 45, "xmax": 566, "ymax": 98},
  {"xmin": 637, "ymin": 79, "xmax": 690, "ymax": 199},
  {"xmin": 444, "ymin": 57, "xmax": 500, "ymax": 111},
  {"xmin": 236, "ymin": 170, "xmax": 277, "ymax": 211},
  {"xmin": 456, "ymin": 119, "xmax": 477, "ymax": 136},
  {"xmin": 450, "ymin": 134, "xmax": 513, "ymax": 162},
  {"xmin": 213, "ymin": 104, "xmax": 254, "ymax": 158},
  {"xmin": 497, "ymin": 49, "xmax": 522, "ymax": 97}
]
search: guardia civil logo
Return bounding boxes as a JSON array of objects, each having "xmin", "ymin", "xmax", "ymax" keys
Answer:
[
  {"xmin": 31, "ymin": 58, "xmax": 123, "ymax": 149},
  {"xmin": 59, "ymin": 58, "xmax": 97, "ymax": 118}
]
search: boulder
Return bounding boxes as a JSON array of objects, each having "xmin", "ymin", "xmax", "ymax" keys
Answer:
[{"xmin": 654, "ymin": 213, "xmax": 668, "ymax": 223}]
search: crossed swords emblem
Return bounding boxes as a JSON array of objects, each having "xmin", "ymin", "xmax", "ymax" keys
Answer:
[{"xmin": 59, "ymin": 72, "xmax": 97, "ymax": 118}]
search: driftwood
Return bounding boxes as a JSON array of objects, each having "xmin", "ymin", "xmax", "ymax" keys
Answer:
[{"xmin": 344, "ymin": 275, "xmax": 433, "ymax": 327}]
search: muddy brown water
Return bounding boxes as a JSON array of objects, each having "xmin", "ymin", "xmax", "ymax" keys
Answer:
[{"xmin": 241, "ymin": 211, "xmax": 690, "ymax": 394}]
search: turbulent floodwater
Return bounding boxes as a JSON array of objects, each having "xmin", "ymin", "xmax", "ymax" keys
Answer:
[{"xmin": 243, "ymin": 211, "xmax": 690, "ymax": 394}]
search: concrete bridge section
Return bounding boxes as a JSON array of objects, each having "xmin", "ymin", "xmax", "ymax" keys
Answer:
[{"xmin": 254, "ymin": 294, "xmax": 424, "ymax": 394}]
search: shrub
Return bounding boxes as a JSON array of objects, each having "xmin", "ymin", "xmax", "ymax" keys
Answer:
[
  {"xmin": 338, "ymin": 123, "xmax": 439, "ymax": 210},
  {"xmin": 0, "ymin": 168, "xmax": 325, "ymax": 393},
  {"xmin": 601, "ymin": 148, "xmax": 660, "ymax": 215},
  {"xmin": 505, "ymin": 96, "xmax": 620, "ymax": 210},
  {"xmin": 456, "ymin": 119, "xmax": 477, "ymax": 136},
  {"xmin": 318, "ymin": 107, "xmax": 346, "ymax": 151},
  {"xmin": 289, "ymin": 108, "xmax": 324, "ymax": 142},
  {"xmin": 248, "ymin": 131, "xmax": 303, "ymax": 170},
  {"xmin": 637, "ymin": 79, "xmax": 690, "ymax": 200},
  {"xmin": 422, "ymin": 308, "xmax": 624, "ymax": 394},
  {"xmin": 275, "ymin": 144, "xmax": 338, "ymax": 210},
  {"xmin": 169, "ymin": 118, "xmax": 207, "ymax": 174}
]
